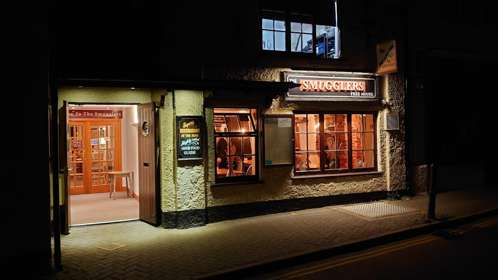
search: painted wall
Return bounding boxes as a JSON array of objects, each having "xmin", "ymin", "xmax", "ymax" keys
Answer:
[
  {"xmin": 158, "ymin": 90, "xmax": 206, "ymax": 213},
  {"xmin": 121, "ymin": 106, "xmax": 139, "ymax": 196},
  {"xmin": 58, "ymin": 87, "xmax": 152, "ymax": 109}
]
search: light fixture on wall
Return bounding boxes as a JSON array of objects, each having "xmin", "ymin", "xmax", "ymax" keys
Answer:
[{"xmin": 381, "ymin": 99, "xmax": 393, "ymax": 107}]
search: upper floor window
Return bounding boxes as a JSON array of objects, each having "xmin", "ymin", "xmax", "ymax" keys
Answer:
[
  {"xmin": 260, "ymin": 0, "xmax": 341, "ymax": 59},
  {"xmin": 262, "ymin": 18, "xmax": 286, "ymax": 51},
  {"xmin": 290, "ymin": 22, "xmax": 313, "ymax": 53}
]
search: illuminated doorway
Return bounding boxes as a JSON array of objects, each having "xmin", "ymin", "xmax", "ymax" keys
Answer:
[{"xmin": 67, "ymin": 104, "xmax": 139, "ymax": 225}]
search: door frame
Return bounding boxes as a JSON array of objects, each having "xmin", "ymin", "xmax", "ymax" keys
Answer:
[{"xmin": 63, "ymin": 101, "xmax": 160, "ymax": 227}]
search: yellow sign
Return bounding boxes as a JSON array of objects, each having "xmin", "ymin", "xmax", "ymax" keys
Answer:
[{"xmin": 376, "ymin": 40, "xmax": 397, "ymax": 75}]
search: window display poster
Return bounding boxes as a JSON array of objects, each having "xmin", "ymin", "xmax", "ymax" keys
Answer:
[{"xmin": 176, "ymin": 116, "xmax": 203, "ymax": 160}]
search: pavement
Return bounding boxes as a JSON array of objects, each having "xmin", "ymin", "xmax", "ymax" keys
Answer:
[{"xmin": 52, "ymin": 187, "xmax": 498, "ymax": 280}]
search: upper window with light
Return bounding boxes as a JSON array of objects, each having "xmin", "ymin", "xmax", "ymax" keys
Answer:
[{"xmin": 260, "ymin": 1, "xmax": 341, "ymax": 59}]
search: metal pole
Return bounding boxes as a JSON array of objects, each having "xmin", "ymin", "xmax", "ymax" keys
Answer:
[{"xmin": 427, "ymin": 163, "xmax": 436, "ymax": 220}]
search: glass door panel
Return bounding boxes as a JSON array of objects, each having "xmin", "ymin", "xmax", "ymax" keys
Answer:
[
  {"xmin": 90, "ymin": 124, "xmax": 116, "ymax": 192},
  {"xmin": 68, "ymin": 124, "xmax": 85, "ymax": 194}
]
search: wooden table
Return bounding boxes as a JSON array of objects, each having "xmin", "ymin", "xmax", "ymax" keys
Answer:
[{"xmin": 107, "ymin": 171, "xmax": 134, "ymax": 199}]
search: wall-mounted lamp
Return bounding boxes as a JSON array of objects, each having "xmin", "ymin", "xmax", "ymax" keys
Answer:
[{"xmin": 381, "ymin": 99, "xmax": 393, "ymax": 107}]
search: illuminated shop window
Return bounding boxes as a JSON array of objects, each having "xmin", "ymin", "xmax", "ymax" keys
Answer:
[
  {"xmin": 262, "ymin": 18, "xmax": 286, "ymax": 51},
  {"xmin": 214, "ymin": 108, "xmax": 258, "ymax": 181},
  {"xmin": 293, "ymin": 113, "xmax": 376, "ymax": 175}
]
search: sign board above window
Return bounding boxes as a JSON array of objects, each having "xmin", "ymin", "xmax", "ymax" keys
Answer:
[{"xmin": 283, "ymin": 71, "xmax": 378, "ymax": 101}]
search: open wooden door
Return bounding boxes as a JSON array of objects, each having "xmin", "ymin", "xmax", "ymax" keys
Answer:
[
  {"xmin": 59, "ymin": 101, "xmax": 70, "ymax": 234},
  {"xmin": 138, "ymin": 103, "xmax": 159, "ymax": 225}
]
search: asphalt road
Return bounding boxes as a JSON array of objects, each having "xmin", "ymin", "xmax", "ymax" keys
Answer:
[{"xmin": 259, "ymin": 215, "xmax": 498, "ymax": 280}]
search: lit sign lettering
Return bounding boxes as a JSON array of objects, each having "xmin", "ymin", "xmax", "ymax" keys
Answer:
[{"xmin": 284, "ymin": 72, "xmax": 378, "ymax": 100}]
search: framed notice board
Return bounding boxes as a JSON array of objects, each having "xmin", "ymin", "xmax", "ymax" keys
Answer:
[{"xmin": 176, "ymin": 116, "xmax": 203, "ymax": 161}]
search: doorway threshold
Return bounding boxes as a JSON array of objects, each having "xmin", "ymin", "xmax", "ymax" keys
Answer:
[{"xmin": 71, "ymin": 218, "xmax": 139, "ymax": 227}]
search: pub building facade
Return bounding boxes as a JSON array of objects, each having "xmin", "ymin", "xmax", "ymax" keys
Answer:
[
  {"xmin": 55, "ymin": 1, "xmax": 406, "ymax": 230},
  {"xmin": 58, "ymin": 67, "xmax": 405, "ymax": 229}
]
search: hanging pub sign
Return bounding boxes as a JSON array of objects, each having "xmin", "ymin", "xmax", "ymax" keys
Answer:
[
  {"xmin": 283, "ymin": 71, "xmax": 378, "ymax": 101},
  {"xmin": 176, "ymin": 116, "xmax": 203, "ymax": 161},
  {"xmin": 69, "ymin": 109, "xmax": 123, "ymax": 119}
]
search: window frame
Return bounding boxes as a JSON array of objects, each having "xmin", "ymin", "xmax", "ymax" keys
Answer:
[
  {"xmin": 261, "ymin": 15, "xmax": 287, "ymax": 52},
  {"xmin": 292, "ymin": 111, "xmax": 378, "ymax": 176},
  {"xmin": 213, "ymin": 108, "xmax": 260, "ymax": 183}
]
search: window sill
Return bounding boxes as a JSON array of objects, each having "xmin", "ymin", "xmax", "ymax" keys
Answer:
[
  {"xmin": 291, "ymin": 171, "xmax": 383, "ymax": 180},
  {"xmin": 211, "ymin": 180, "xmax": 264, "ymax": 187}
]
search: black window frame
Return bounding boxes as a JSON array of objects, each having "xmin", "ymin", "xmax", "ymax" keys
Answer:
[
  {"xmin": 292, "ymin": 111, "xmax": 378, "ymax": 176},
  {"xmin": 214, "ymin": 108, "xmax": 260, "ymax": 183}
]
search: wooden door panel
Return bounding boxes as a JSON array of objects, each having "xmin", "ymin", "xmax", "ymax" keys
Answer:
[
  {"xmin": 138, "ymin": 103, "xmax": 158, "ymax": 225},
  {"xmin": 68, "ymin": 119, "xmax": 122, "ymax": 194}
]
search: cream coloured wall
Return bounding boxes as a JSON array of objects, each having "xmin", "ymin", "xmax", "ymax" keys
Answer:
[{"xmin": 58, "ymin": 87, "xmax": 153, "ymax": 109}]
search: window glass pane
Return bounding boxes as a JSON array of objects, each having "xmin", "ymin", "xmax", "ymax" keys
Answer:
[
  {"xmin": 275, "ymin": 31, "xmax": 286, "ymax": 51},
  {"xmin": 228, "ymin": 155, "xmax": 243, "ymax": 176},
  {"xmin": 215, "ymin": 137, "xmax": 229, "ymax": 177},
  {"xmin": 303, "ymin": 34, "xmax": 313, "ymax": 53},
  {"xmin": 291, "ymin": 33, "xmax": 302, "ymax": 52},
  {"xmin": 324, "ymin": 133, "xmax": 335, "ymax": 151},
  {"xmin": 352, "ymin": 133, "xmax": 362, "ymax": 150},
  {"xmin": 308, "ymin": 152, "xmax": 320, "ymax": 169},
  {"xmin": 250, "ymin": 109, "xmax": 257, "ymax": 128},
  {"xmin": 274, "ymin": 20, "xmax": 286, "ymax": 31},
  {"xmin": 364, "ymin": 132, "xmax": 375, "ymax": 150},
  {"xmin": 364, "ymin": 151, "xmax": 375, "ymax": 168},
  {"xmin": 295, "ymin": 152, "xmax": 307, "ymax": 171},
  {"xmin": 336, "ymin": 114, "xmax": 348, "ymax": 131},
  {"xmin": 303, "ymin": 23, "xmax": 313, "ymax": 33},
  {"xmin": 308, "ymin": 133, "xmax": 320, "ymax": 151},
  {"xmin": 315, "ymin": 25, "xmax": 335, "ymax": 58},
  {"xmin": 353, "ymin": 151, "xmax": 374, "ymax": 169},
  {"xmin": 243, "ymin": 155, "xmax": 256, "ymax": 175},
  {"xmin": 291, "ymin": 22, "xmax": 301, "ymax": 32},
  {"xmin": 324, "ymin": 151, "xmax": 347, "ymax": 169},
  {"xmin": 214, "ymin": 115, "xmax": 227, "ymax": 132},
  {"xmin": 262, "ymin": 18, "xmax": 273, "ymax": 29},
  {"xmin": 352, "ymin": 114, "xmax": 363, "ymax": 132},
  {"xmin": 295, "ymin": 114, "xmax": 307, "ymax": 133},
  {"xmin": 242, "ymin": 137, "xmax": 255, "ymax": 155},
  {"xmin": 262, "ymin": 30, "xmax": 274, "ymax": 50},
  {"xmin": 228, "ymin": 137, "xmax": 242, "ymax": 156},
  {"xmin": 225, "ymin": 115, "xmax": 240, "ymax": 132},
  {"xmin": 324, "ymin": 115, "xmax": 335, "ymax": 132},
  {"xmin": 308, "ymin": 114, "xmax": 320, "ymax": 133},
  {"xmin": 295, "ymin": 131, "xmax": 307, "ymax": 151},
  {"xmin": 336, "ymin": 133, "xmax": 348, "ymax": 150},
  {"xmin": 365, "ymin": 114, "xmax": 374, "ymax": 131},
  {"xmin": 239, "ymin": 115, "xmax": 254, "ymax": 132}
]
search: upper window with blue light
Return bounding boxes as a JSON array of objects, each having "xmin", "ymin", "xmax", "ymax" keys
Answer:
[
  {"xmin": 290, "ymin": 22, "xmax": 313, "ymax": 53},
  {"xmin": 260, "ymin": 0, "xmax": 341, "ymax": 59},
  {"xmin": 262, "ymin": 18, "xmax": 286, "ymax": 51}
]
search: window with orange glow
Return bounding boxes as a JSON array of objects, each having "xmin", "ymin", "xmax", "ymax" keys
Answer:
[
  {"xmin": 294, "ymin": 113, "xmax": 376, "ymax": 175},
  {"xmin": 214, "ymin": 108, "xmax": 258, "ymax": 181}
]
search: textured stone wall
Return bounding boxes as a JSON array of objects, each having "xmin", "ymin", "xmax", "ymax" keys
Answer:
[
  {"xmin": 157, "ymin": 91, "xmax": 176, "ymax": 212},
  {"xmin": 385, "ymin": 73, "xmax": 407, "ymax": 191},
  {"xmin": 173, "ymin": 90, "xmax": 206, "ymax": 211}
]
